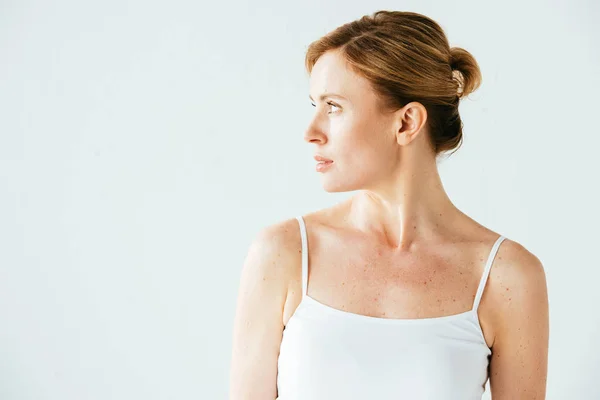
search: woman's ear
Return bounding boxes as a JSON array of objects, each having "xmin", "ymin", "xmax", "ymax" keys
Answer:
[{"xmin": 395, "ymin": 102, "xmax": 428, "ymax": 146}]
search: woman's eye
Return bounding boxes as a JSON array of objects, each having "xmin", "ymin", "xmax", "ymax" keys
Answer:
[
  {"xmin": 310, "ymin": 101, "xmax": 340, "ymax": 114},
  {"xmin": 326, "ymin": 101, "xmax": 340, "ymax": 113}
]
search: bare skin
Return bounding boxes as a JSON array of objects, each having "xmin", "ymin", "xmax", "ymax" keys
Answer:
[{"xmin": 229, "ymin": 48, "xmax": 549, "ymax": 399}]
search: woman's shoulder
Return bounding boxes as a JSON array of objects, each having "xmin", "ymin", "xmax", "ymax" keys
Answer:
[
  {"xmin": 248, "ymin": 216, "xmax": 305, "ymax": 275},
  {"xmin": 481, "ymin": 235, "xmax": 548, "ymax": 344},
  {"xmin": 245, "ymin": 204, "xmax": 347, "ymax": 286},
  {"xmin": 485, "ymin": 237, "xmax": 547, "ymax": 309}
]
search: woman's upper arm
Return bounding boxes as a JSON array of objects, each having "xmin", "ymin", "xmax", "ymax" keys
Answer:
[
  {"xmin": 488, "ymin": 242, "xmax": 549, "ymax": 399},
  {"xmin": 229, "ymin": 220, "xmax": 298, "ymax": 400}
]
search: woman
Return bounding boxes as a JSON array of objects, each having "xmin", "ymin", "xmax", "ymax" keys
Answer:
[{"xmin": 230, "ymin": 10, "xmax": 549, "ymax": 400}]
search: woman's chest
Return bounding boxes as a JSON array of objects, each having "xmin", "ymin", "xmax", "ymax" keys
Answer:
[{"xmin": 300, "ymin": 236, "xmax": 484, "ymax": 320}]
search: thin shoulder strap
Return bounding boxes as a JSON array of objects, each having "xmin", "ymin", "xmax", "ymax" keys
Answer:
[
  {"xmin": 296, "ymin": 216, "xmax": 308, "ymax": 298},
  {"xmin": 472, "ymin": 235, "xmax": 507, "ymax": 312}
]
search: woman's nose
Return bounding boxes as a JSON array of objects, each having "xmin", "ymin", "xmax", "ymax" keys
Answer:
[{"xmin": 303, "ymin": 120, "xmax": 327, "ymax": 144}]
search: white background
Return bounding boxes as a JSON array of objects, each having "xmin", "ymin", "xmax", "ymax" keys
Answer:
[{"xmin": 1, "ymin": 0, "xmax": 598, "ymax": 399}]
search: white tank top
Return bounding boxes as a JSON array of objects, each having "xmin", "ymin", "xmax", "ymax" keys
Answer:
[{"xmin": 276, "ymin": 215, "xmax": 507, "ymax": 400}]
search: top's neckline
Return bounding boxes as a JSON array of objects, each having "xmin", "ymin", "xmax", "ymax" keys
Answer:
[{"xmin": 301, "ymin": 293, "xmax": 477, "ymax": 325}]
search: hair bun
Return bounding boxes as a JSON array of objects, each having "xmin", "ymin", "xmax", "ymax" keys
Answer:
[{"xmin": 449, "ymin": 46, "xmax": 482, "ymax": 99}]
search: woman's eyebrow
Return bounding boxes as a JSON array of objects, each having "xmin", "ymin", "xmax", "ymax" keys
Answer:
[{"xmin": 309, "ymin": 92, "xmax": 347, "ymax": 102}]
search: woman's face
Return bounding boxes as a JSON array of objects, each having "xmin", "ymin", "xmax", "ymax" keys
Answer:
[{"xmin": 305, "ymin": 50, "xmax": 401, "ymax": 193}]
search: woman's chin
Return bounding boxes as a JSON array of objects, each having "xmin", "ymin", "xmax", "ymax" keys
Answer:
[{"xmin": 320, "ymin": 177, "xmax": 358, "ymax": 193}]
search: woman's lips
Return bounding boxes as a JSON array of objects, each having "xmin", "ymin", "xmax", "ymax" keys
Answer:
[{"xmin": 314, "ymin": 155, "xmax": 333, "ymax": 162}]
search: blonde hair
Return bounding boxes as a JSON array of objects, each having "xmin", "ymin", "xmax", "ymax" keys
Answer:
[{"xmin": 305, "ymin": 10, "xmax": 482, "ymax": 156}]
